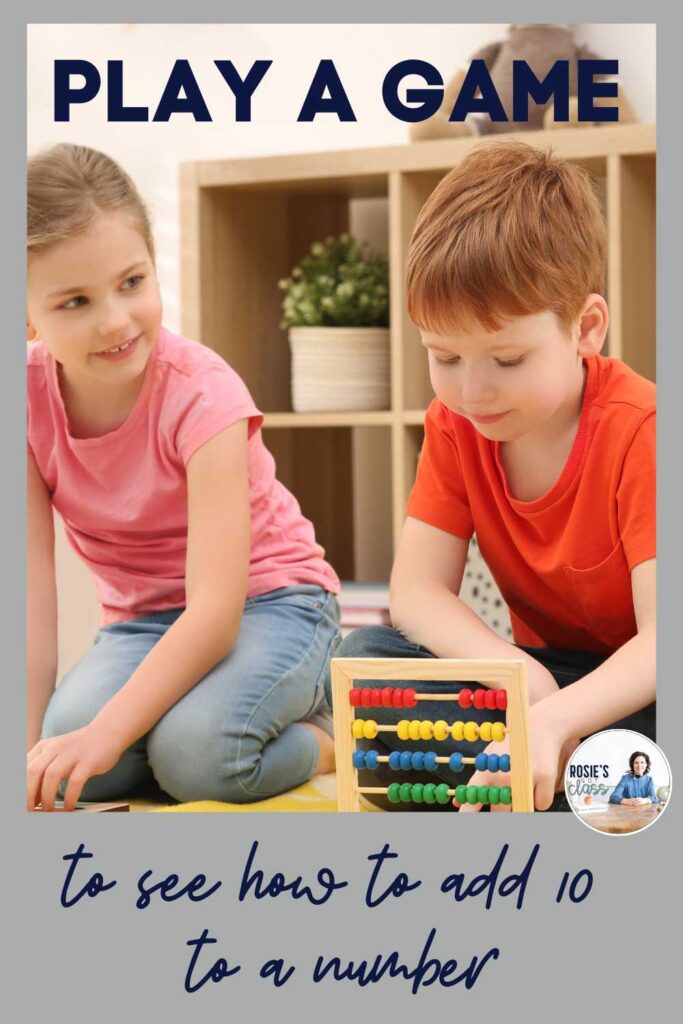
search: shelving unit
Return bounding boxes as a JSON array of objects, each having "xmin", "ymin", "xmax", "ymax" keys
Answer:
[{"xmin": 181, "ymin": 124, "xmax": 656, "ymax": 583}]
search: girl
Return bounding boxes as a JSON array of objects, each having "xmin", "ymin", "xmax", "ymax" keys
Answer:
[{"xmin": 27, "ymin": 143, "xmax": 341, "ymax": 811}]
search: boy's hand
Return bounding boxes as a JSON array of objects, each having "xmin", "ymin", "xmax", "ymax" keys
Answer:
[
  {"xmin": 27, "ymin": 723, "xmax": 124, "ymax": 811},
  {"xmin": 455, "ymin": 704, "xmax": 578, "ymax": 813}
]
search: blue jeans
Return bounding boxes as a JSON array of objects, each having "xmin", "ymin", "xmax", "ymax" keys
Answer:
[
  {"xmin": 42, "ymin": 585, "xmax": 341, "ymax": 804},
  {"xmin": 326, "ymin": 626, "xmax": 656, "ymax": 812}
]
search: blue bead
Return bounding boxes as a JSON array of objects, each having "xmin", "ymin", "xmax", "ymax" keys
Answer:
[
  {"xmin": 365, "ymin": 750, "xmax": 380, "ymax": 770},
  {"xmin": 487, "ymin": 754, "xmax": 500, "ymax": 772},
  {"xmin": 476, "ymin": 752, "xmax": 488, "ymax": 771},
  {"xmin": 449, "ymin": 752, "xmax": 463, "ymax": 773},
  {"xmin": 499, "ymin": 754, "xmax": 511, "ymax": 772},
  {"xmin": 389, "ymin": 751, "xmax": 401, "ymax": 771},
  {"xmin": 424, "ymin": 751, "xmax": 438, "ymax": 772},
  {"xmin": 400, "ymin": 751, "xmax": 413, "ymax": 770},
  {"xmin": 411, "ymin": 752, "xmax": 425, "ymax": 770},
  {"xmin": 352, "ymin": 751, "xmax": 365, "ymax": 769}
]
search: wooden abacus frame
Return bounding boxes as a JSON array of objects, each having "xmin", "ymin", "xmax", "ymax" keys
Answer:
[{"xmin": 331, "ymin": 658, "xmax": 533, "ymax": 813}]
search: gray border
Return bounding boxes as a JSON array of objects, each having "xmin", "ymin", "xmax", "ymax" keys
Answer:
[{"xmin": 9, "ymin": 4, "xmax": 681, "ymax": 1021}]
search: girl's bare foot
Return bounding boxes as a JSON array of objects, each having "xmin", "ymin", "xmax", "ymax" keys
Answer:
[{"xmin": 301, "ymin": 722, "xmax": 336, "ymax": 774}]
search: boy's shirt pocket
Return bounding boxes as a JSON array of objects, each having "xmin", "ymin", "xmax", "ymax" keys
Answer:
[{"xmin": 563, "ymin": 541, "xmax": 637, "ymax": 648}]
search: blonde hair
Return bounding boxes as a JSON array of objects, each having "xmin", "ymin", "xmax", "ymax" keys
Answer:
[
  {"xmin": 406, "ymin": 141, "xmax": 606, "ymax": 334},
  {"xmin": 27, "ymin": 143, "xmax": 155, "ymax": 260}
]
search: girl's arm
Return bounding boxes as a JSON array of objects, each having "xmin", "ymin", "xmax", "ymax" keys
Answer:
[
  {"xmin": 28, "ymin": 420, "xmax": 251, "ymax": 810},
  {"xmin": 390, "ymin": 516, "xmax": 562, "ymax": 703},
  {"xmin": 27, "ymin": 450, "xmax": 58, "ymax": 749}
]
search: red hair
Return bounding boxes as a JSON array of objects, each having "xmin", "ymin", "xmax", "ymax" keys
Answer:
[{"xmin": 406, "ymin": 141, "xmax": 606, "ymax": 334}]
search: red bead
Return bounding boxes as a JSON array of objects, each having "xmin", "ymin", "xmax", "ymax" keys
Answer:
[
  {"xmin": 382, "ymin": 687, "xmax": 394, "ymax": 707},
  {"xmin": 473, "ymin": 689, "xmax": 486, "ymax": 709},
  {"xmin": 459, "ymin": 688, "xmax": 473, "ymax": 708},
  {"xmin": 484, "ymin": 689, "xmax": 497, "ymax": 710},
  {"xmin": 496, "ymin": 690, "xmax": 508, "ymax": 710},
  {"xmin": 371, "ymin": 688, "xmax": 383, "ymax": 707},
  {"xmin": 392, "ymin": 689, "xmax": 404, "ymax": 707},
  {"xmin": 349, "ymin": 688, "xmax": 361, "ymax": 707},
  {"xmin": 361, "ymin": 689, "xmax": 372, "ymax": 707},
  {"xmin": 403, "ymin": 687, "xmax": 417, "ymax": 708}
]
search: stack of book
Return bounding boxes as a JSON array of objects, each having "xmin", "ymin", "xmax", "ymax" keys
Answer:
[{"xmin": 338, "ymin": 582, "xmax": 391, "ymax": 638}]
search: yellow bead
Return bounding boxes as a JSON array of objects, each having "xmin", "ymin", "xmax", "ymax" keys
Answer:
[
  {"xmin": 479, "ymin": 721, "xmax": 492, "ymax": 742},
  {"xmin": 451, "ymin": 721, "xmax": 464, "ymax": 741},
  {"xmin": 408, "ymin": 720, "xmax": 421, "ymax": 741},
  {"xmin": 397, "ymin": 720, "xmax": 410, "ymax": 741},
  {"xmin": 364, "ymin": 720, "xmax": 378, "ymax": 739},
  {"xmin": 464, "ymin": 721, "xmax": 479, "ymax": 742},
  {"xmin": 433, "ymin": 720, "xmax": 449, "ymax": 741},
  {"xmin": 491, "ymin": 722, "xmax": 506, "ymax": 742},
  {"xmin": 419, "ymin": 720, "xmax": 434, "ymax": 741},
  {"xmin": 352, "ymin": 720, "xmax": 364, "ymax": 739}
]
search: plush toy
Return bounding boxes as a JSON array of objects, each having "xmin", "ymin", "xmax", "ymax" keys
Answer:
[{"xmin": 410, "ymin": 24, "xmax": 636, "ymax": 141}]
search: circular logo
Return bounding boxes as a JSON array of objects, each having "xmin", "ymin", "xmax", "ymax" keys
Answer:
[{"xmin": 564, "ymin": 730, "xmax": 671, "ymax": 836}]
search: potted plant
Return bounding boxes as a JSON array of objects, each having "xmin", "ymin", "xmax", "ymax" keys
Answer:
[{"xmin": 279, "ymin": 234, "xmax": 390, "ymax": 412}]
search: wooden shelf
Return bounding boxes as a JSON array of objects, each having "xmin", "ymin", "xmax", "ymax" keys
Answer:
[
  {"xmin": 192, "ymin": 125, "xmax": 655, "ymax": 188},
  {"xmin": 403, "ymin": 410, "xmax": 429, "ymax": 425},
  {"xmin": 181, "ymin": 126, "xmax": 656, "ymax": 582},
  {"xmin": 263, "ymin": 411, "xmax": 395, "ymax": 429}
]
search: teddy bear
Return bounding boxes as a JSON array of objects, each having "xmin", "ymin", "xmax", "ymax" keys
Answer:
[{"xmin": 410, "ymin": 24, "xmax": 636, "ymax": 141}]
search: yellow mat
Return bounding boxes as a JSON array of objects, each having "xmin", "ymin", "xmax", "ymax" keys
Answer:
[
  {"xmin": 131, "ymin": 773, "xmax": 340, "ymax": 813},
  {"xmin": 129, "ymin": 774, "xmax": 383, "ymax": 812}
]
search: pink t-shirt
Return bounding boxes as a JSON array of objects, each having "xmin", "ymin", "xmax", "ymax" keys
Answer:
[{"xmin": 28, "ymin": 328, "xmax": 340, "ymax": 624}]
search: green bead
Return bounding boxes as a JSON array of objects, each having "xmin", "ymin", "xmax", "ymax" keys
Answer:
[
  {"xmin": 387, "ymin": 782, "xmax": 401, "ymax": 803},
  {"xmin": 399, "ymin": 782, "xmax": 413, "ymax": 802},
  {"xmin": 466, "ymin": 785, "xmax": 479, "ymax": 804},
  {"xmin": 435, "ymin": 783, "xmax": 451, "ymax": 804},
  {"xmin": 477, "ymin": 786, "xmax": 490, "ymax": 805},
  {"xmin": 411, "ymin": 783, "xmax": 424, "ymax": 804},
  {"xmin": 423, "ymin": 783, "xmax": 437, "ymax": 804},
  {"xmin": 500, "ymin": 786, "xmax": 512, "ymax": 805},
  {"xmin": 455, "ymin": 784, "xmax": 468, "ymax": 805},
  {"xmin": 489, "ymin": 786, "xmax": 500, "ymax": 805}
]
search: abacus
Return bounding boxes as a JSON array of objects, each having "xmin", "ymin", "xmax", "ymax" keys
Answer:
[{"xmin": 331, "ymin": 658, "xmax": 533, "ymax": 812}]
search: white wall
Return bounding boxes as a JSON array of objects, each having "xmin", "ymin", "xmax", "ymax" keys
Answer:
[{"xmin": 27, "ymin": 23, "xmax": 656, "ymax": 673}]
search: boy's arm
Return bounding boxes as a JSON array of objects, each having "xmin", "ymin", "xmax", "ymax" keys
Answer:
[
  {"xmin": 533, "ymin": 558, "xmax": 655, "ymax": 749},
  {"xmin": 463, "ymin": 558, "xmax": 656, "ymax": 812},
  {"xmin": 27, "ymin": 450, "xmax": 58, "ymax": 750},
  {"xmin": 390, "ymin": 516, "xmax": 562, "ymax": 703},
  {"xmin": 28, "ymin": 421, "xmax": 251, "ymax": 810}
]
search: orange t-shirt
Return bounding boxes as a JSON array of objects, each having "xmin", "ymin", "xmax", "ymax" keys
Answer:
[{"xmin": 406, "ymin": 355, "xmax": 655, "ymax": 654}]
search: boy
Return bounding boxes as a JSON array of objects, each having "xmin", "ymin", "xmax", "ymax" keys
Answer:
[{"xmin": 331, "ymin": 142, "xmax": 655, "ymax": 812}]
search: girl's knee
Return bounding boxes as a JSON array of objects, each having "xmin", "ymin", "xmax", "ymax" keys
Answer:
[
  {"xmin": 41, "ymin": 687, "xmax": 97, "ymax": 739},
  {"xmin": 148, "ymin": 710, "xmax": 319, "ymax": 804},
  {"xmin": 42, "ymin": 650, "xmax": 139, "ymax": 740},
  {"xmin": 147, "ymin": 712, "xmax": 252, "ymax": 803}
]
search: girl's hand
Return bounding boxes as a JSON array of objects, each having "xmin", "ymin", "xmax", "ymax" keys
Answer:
[
  {"xmin": 455, "ymin": 704, "xmax": 578, "ymax": 813},
  {"xmin": 27, "ymin": 724, "xmax": 125, "ymax": 811}
]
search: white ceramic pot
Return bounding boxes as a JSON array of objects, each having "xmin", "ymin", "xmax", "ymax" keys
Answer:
[{"xmin": 289, "ymin": 326, "xmax": 390, "ymax": 412}]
